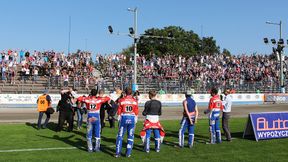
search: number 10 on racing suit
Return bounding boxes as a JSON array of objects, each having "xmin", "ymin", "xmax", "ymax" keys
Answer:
[{"xmin": 115, "ymin": 95, "xmax": 139, "ymax": 157}]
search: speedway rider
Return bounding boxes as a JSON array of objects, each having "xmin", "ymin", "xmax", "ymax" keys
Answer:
[
  {"xmin": 115, "ymin": 87, "xmax": 139, "ymax": 158},
  {"xmin": 204, "ymin": 87, "xmax": 223, "ymax": 144},
  {"xmin": 77, "ymin": 88, "xmax": 111, "ymax": 152},
  {"xmin": 179, "ymin": 90, "xmax": 198, "ymax": 148}
]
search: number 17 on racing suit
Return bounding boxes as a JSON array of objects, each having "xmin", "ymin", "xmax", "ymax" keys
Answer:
[
  {"xmin": 115, "ymin": 93, "xmax": 139, "ymax": 158},
  {"xmin": 204, "ymin": 90, "xmax": 223, "ymax": 144}
]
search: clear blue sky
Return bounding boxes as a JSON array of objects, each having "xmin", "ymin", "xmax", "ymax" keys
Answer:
[{"xmin": 0, "ymin": 0, "xmax": 287, "ymax": 56}]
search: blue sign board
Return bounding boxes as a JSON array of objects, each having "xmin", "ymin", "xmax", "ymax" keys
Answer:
[{"xmin": 243, "ymin": 112, "xmax": 288, "ymax": 141}]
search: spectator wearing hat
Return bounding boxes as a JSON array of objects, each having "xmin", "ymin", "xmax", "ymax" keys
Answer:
[
  {"xmin": 222, "ymin": 88, "xmax": 232, "ymax": 142},
  {"xmin": 37, "ymin": 89, "xmax": 52, "ymax": 129},
  {"xmin": 179, "ymin": 90, "xmax": 198, "ymax": 148}
]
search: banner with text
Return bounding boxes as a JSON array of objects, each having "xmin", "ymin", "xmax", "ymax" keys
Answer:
[
  {"xmin": 0, "ymin": 93, "xmax": 264, "ymax": 106},
  {"xmin": 244, "ymin": 112, "xmax": 288, "ymax": 141},
  {"xmin": 264, "ymin": 94, "xmax": 288, "ymax": 103}
]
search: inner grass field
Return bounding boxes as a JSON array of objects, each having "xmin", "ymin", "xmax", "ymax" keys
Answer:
[{"xmin": 0, "ymin": 118, "xmax": 287, "ymax": 162}]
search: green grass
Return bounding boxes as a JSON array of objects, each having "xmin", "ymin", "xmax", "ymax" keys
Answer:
[{"xmin": 0, "ymin": 118, "xmax": 287, "ymax": 162}]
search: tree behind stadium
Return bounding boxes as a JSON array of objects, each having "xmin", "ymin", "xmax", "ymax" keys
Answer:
[{"xmin": 122, "ymin": 26, "xmax": 222, "ymax": 58}]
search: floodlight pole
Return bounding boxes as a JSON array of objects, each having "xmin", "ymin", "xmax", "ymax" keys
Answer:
[
  {"xmin": 278, "ymin": 21, "xmax": 284, "ymax": 93},
  {"xmin": 68, "ymin": 16, "xmax": 71, "ymax": 55},
  {"xmin": 109, "ymin": 8, "xmax": 172, "ymax": 92},
  {"xmin": 128, "ymin": 7, "xmax": 138, "ymax": 92},
  {"xmin": 266, "ymin": 20, "xmax": 285, "ymax": 93},
  {"xmin": 279, "ymin": 21, "xmax": 284, "ymax": 93}
]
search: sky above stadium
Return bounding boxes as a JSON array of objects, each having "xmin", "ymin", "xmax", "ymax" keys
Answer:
[{"xmin": 0, "ymin": 0, "xmax": 287, "ymax": 56}]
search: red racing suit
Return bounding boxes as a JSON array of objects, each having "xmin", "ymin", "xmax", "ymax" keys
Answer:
[
  {"xmin": 140, "ymin": 120, "xmax": 165, "ymax": 143},
  {"xmin": 77, "ymin": 95, "xmax": 110, "ymax": 151}
]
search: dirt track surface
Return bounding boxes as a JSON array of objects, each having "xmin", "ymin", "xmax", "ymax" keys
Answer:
[{"xmin": 0, "ymin": 104, "xmax": 287, "ymax": 123}]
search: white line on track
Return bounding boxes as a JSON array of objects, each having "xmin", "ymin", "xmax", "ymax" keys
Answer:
[
  {"xmin": 0, "ymin": 147, "xmax": 78, "ymax": 153},
  {"xmin": 0, "ymin": 141, "xmax": 217, "ymax": 153}
]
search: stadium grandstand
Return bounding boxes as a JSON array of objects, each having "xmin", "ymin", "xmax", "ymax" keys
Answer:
[{"xmin": 0, "ymin": 49, "xmax": 287, "ymax": 94}]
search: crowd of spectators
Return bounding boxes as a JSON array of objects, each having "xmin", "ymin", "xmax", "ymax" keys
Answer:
[
  {"xmin": 0, "ymin": 49, "xmax": 99, "ymax": 90},
  {"xmin": 98, "ymin": 53, "xmax": 288, "ymax": 92},
  {"xmin": 1, "ymin": 49, "xmax": 287, "ymax": 93}
]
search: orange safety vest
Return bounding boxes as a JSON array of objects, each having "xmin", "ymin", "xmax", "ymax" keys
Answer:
[{"xmin": 37, "ymin": 95, "xmax": 49, "ymax": 112}]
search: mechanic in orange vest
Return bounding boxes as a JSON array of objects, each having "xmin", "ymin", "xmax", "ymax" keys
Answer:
[{"xmin": 37, "ymin": 89, "xmax": 52, "ymax": 129}]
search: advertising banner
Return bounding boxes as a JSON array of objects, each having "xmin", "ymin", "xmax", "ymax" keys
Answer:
[
  {"xmin": 0, "ymin": 93, "xmax": 264, "ymax": 107},
  {"xmin": 264, "ymin": 94, "xmax": 288, "ymax": 103},
  {"xmin": 243, "ymin": 112, "xmax": 288, "ymax": 141}
]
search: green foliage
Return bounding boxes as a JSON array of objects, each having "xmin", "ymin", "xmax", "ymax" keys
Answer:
[
  {"xmin": 122, "ymin": 26, "xmax": 222, "ymax": 57},
  {"xmin": 121, "ymin": 46, "xmax": 134, "ymax": 65},
  {"xmin": 222, "ymin": 48, "xmax": 232, "ymax": 56},
  {"xmin": 201, "ymin": 37, "xmax": 220, "ymax": 55}
]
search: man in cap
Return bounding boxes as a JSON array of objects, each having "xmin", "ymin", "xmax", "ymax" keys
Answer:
[
  {"xmin": 37, "ymin": 89, "xmax": 52, "ymax": 129},
  {"xmin": 179, "ymin": 90, "xmax": 198, "ymax": 148}
]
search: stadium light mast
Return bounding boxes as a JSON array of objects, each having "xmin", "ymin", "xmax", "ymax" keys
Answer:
[
  {"xmin": 265, "ymin": 20, "xmax": 285, "ymax": 93},
  {"xmin": 68, "ymin": 16, "xmax": 71, "ymax": 55},
  {"xmin": 127, "ymin": 7, "xmax": 138, "ymax": 92},
  {"xmin": 266, "ymin": 21, "xmax": 282, "ymax": 39},
  {"xmin": 108, "ymin": 8, "xmax": 173, "ymax": 92}
]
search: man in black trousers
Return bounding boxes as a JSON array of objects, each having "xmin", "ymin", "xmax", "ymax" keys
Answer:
[
  {"xmin": 99, "ymin": 89, "xmax": 118, "ymax": 129},
  {"xmin": 222, "ymin": 88, "xmax": 232, "ymax": 142},
  {"xmin": 57, "ymin": 89, "xmax": 77, "ymax": 132}
]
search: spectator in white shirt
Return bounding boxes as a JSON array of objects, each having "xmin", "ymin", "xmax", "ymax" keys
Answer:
[
  {"xmin": 33, "ymin": 67, "xmax": 39, "ymax": 83},
  {"xmin": 63, "ymin": 73, "xmax": 69, "ymax": 87},
  {"xmin": 25, "ymin": 67, "xmax": 30, "ymax": 82},
  {"xmin": 222, "ymin": 88, "xmax": 232, "ymax": 142}
]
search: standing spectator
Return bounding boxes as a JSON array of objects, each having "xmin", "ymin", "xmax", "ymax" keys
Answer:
[
  {"xmin": 25, "ymin": 66, "xmax": 30, "ymax": 82},
  {"xmin": 105, "ymin": 100, "xmax": 118, "ymax": 128},
  {"xmin": 63, "ymin": 72, "xmax": 69, "ymax": 87},
  {"xmin": 85, "ymin": 77, "xmax": 89, "ymax": 90},
  {"xmin": 73, "ymin": 75, "xmax": 80, "ymax": 89},
  {"xmin": 19, "ymin": 50, "xmax": 25, "ymax": 61},
  {"xmin": 204, "ymin": 88, "xmax": 223, "ymax": 144},
  {"xmin": 75, "ymin": 96, "xmax": 86, "ymax": 130},
  {"xmin": 179, "ymin": 90, "xmax": 198, "ymax": 148},
  {"xmin": 140, "ymin": 90, "xmax": 165, "ymax": 153},
  {"xmin": 55, "ymin": 66, "xmax": 61, "ymax": 87},
  {"xmin": 1, "ymin": 64, "xmax": 7, "ymax": 82},
  {"xmin": 10, "ymin": 67, "xmax": 15, "ymax": 85},
  {"xmin": 33, "ymin": 67, "xmax": 39, "ymax": 83},
  {"xmin": 57, "ymin": 89, "xmax": 76, "ymax": 132},
  {"xmin": 107, "ymin": 87, "xmax": 122, "ymax": 128},
  {"xmin": 21, "ymin": 66, "xmax": 26, "ymax": 82},
  {"xmin": 37, "ymin": 89, "xmax": 52, "ymax": 129},
  {"xmin": 99, "ymin": 90, "xmax": 109, "ymax": 129},
  {"xmin": 222, "ymin": 88, "xmax": 232, "ymax": 142}
]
